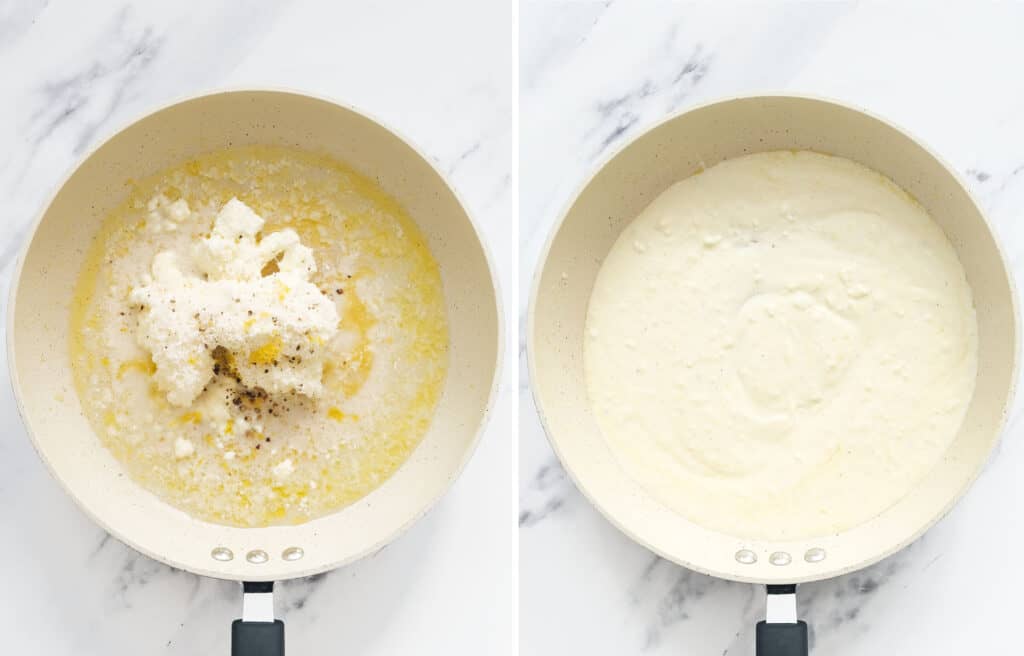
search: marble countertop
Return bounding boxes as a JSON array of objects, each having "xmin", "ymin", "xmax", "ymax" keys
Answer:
[
  {"xmin": 520, "ymin": 3, "xmax": 1024, "ymax": 655},
  {"xmin": 0, "ymin": 1, "xmax": 514, "ymax": 654}
]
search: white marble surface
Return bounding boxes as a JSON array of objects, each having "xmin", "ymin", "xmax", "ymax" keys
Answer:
[
  {"xmin": 520, "ymin": 2, "xmax": 1024, "ymax": 654},
  {"xmin": 0, "ymin": 1, "xmax": 514, "ymax": 654}
]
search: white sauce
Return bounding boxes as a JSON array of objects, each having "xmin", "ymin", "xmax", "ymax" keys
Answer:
[{"xmin": 584, "ymin": 151, "xmax": 978, "ymax": 540}]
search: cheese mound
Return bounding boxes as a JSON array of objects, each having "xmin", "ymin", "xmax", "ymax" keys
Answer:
[{"xmin": 130, "ymin": 198, "xmax": 340, "ymax": 406}]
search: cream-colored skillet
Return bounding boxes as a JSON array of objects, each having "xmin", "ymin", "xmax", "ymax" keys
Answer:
[
  {"xmin": 529, "ymin": 95, "xmax": 1018, "ymax": 655},
  {"xmin": 8, "ymin": 90, "xmax": 502, "ymax": 655}
]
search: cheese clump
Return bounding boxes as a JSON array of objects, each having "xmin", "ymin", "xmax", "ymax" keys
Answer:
[{"xmin": 130, "ymin": 198, "xmax": 340, "ymax": 406}]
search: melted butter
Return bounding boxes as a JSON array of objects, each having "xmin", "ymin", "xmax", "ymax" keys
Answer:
[
  {"xmin": 248, "ymin": 336, "xmax": 283, "ymax": 365},
  {"xmin": 333, "ymin": 285, "xmax": 375, "ymax": 398},
  {"xmin": 327, "ymin": 406, "xmax": 356, "ymax": 422},
  {"xmin": 116, "ymin": 359, "xmax": 157, "ymax": 379},
  {"xmin": 177, "ymin": 411, "xmax": 203, "ymax": 425},
  {"xmin": 68, "ymin": 146, "xmax": 448, "ymax": 528}
]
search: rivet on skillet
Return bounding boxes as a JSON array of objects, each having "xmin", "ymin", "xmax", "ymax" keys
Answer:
[
  {"xmin": 211, "ymin": 547, "xmax": 234, "ymax": 562},
  {"xmin": 282, "ymin": 546, "xmax": 304, "ymax": 561},
  {"xmin": 804, "ymin": 547, "xmax": 826, "ymax": 563},
  {"xmin": 246, "ymin": 549, "xmax": 269, "ymax": 564},
  {"xmin": 769, "ymin": 551, "xmax": 792, "ymax": 566},
  {"xmin": 734, "ymin": 549, "xmax": 757, "ymax": 564}
]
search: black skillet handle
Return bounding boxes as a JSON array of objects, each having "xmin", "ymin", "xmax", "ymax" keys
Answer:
[
  {"xmin": 756, "ymin": 620, "xmax": 808, "ymax": 656},
  {"xmin": 232, "ymin": 619, "xmax": 284, "ymax": 656},
  {"xmin": 232, "ymin": 581, "xmax": 285, "ymax": 656},
  {"xmin": 755, "ymin": 584, "xmax": 808, "ymax": 656}
]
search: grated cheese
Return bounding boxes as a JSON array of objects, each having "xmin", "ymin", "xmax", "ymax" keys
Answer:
[
  {"xmin": 130, "ymin": 198, "xmax": 339, "ymax": 406},
  {"xmin": 174, "ymin": 437, "xmax": 195, "ymax": 459},
  {"xmin": 146, "ymin": 194, "xmax": 190, "ymax": 233},
  {"xmin": 272, "ymin": 458, "xmax": 295, "ymax": 481}
]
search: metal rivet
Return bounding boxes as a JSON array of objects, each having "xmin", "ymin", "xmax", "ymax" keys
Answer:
[
  {"xmin": 804, "ymin": 547, "xmax": 826, "ymax": 563},
  {"xmin": 735, "ymin": 549, "xmax": 757, "ymax": 564},
  {"xmin": 769, "ymin": 551, "xmax": 792, "ymax": 566},
  {"xmin": 282, "ymin": 546, "xmax": 304, "ymax": 562},
  {"xmin": 211, "ymin": 547, "xmax": 234, "ymax": 561},
  {"xmin": 246, "ymin": 549, "xmax": 269, "ymax": 564}
]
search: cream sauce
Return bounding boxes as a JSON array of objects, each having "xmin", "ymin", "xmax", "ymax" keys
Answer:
[{"xmin": 584, "ymin": 151, "xmax": 978, "ymax": 540}]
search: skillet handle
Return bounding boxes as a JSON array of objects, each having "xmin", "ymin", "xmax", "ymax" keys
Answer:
[
  {"xmin": 232, "ymin": 619, "xmax": 285, "ymax": 656},
  {"xmin": 756, "ymin": 620, "xmax": 808, "ymax": 655},
  {"xmin": 232, "ymin": 581, "xmax": 285, "ymax": 656},
  {"xmin": 755, "ymin": 584, "xmax": 808, "ymax": 656}
]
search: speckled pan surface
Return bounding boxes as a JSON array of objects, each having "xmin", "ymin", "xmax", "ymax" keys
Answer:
[
  {"xmin": 529, "ymin": 95, "xmax": 1018, "ymax": 584},
  {"xmin": 8, "ymin": 90, "xmax": 502, "ymax": 581}
]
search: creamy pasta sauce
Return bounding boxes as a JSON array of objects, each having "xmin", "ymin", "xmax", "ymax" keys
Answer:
[
  {"xmin": 584, "ymin": 151, "xmax": 977, "ymax": 540},
  {"xmin": 70, "ymin": 146, "xmax": 448, "ymax": 527}
]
